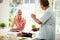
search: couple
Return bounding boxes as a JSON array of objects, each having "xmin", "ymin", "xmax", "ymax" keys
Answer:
[{"xmin": 11, "ymin": 0, "xmax": 55, "ymax": 40}]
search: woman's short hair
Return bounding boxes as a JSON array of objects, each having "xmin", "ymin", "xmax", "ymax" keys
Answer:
[{"xmin": 40, "ymin": 0, "xmax": 49, "ymax": 7}]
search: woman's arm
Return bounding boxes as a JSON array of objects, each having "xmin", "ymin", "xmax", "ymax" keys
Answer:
[
  {"xmin": 21, "ymin": 23, "xmax": 25, "ymax": 30},
  {"xmin": 12, "ymin": 20, "xmax": 14, "ymax": 27},
  {"xmin": 12, "ymin": 16, "xmax": 17, "ymax": 27}
]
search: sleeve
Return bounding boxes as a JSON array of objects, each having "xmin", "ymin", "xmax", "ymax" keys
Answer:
[{"xmin": 40, "ymin": 12, "xmax": 52, "ymax": 24}]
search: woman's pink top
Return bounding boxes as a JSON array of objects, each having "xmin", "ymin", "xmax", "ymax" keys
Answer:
[{"xmin": 12, "ymin": 16, "xmax": 26, "ymax": 30}]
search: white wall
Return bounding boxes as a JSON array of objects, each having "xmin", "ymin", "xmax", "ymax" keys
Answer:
[{"xmin": 0, "ymin": 0, "xmax": 9, "ymax": 27}]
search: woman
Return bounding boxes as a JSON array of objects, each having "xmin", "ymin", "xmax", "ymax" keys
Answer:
[
  {"xmin": 11, "ymin": 9, "xmax": 26, "ymax": 31},
  {"xmin": 31, "ymin": 0, "xmax": 55, "ymax": 40}
]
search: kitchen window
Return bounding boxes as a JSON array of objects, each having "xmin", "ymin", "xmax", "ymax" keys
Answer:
[
  {"xmin": 25, "ymin": 0, "xmax": 35, "ymax": 3},
  {"xmin": 55, "ymin": 0, "xmax": 60, "ymax": 34}
]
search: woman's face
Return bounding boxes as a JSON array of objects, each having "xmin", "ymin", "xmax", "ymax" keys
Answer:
[{"xmin": 18, "ymin": 10, "xmax": 22, "ymax": 16}]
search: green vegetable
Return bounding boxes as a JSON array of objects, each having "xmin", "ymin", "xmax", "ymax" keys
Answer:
[
  {"xmin": 0, "ymin": 23, "xmax": 6, "ymax": 28},
  {"xmin": 32, "ymin": 24, "xmax": 36, "ymax": 28},
  {"xmin": 19, "ymin": 38, "xmax": 26, "ymax": 40}
]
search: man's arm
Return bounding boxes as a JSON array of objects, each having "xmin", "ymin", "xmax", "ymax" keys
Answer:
[
  {"xmin": 31, "ymin": 14, "xmax": 42, "ymax": 24},
  {"xmin": 33, "ymin": 17, "xmax": 42, "ymax": 24}
]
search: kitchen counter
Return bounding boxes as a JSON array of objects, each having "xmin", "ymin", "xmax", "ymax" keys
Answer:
[{"xmin": 0, "ymin": 27, "xmax": 38, "ymax": 40}]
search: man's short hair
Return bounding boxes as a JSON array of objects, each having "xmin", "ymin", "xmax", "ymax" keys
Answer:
[{"xmin": 40, "ymin": 0, "xmax": 49, "ymax": 7}]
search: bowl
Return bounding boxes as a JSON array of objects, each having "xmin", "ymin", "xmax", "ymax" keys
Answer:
[{"xmin": 32, "ymin": 28, "xmax": 39, "ymax": 32}]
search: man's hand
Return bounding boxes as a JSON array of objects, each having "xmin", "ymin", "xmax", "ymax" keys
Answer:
[
  {"xmin": 31, "ymin": 14, "xmax": 36, "ymax": 19},
  {"xmin": 31, "ymin": 13, "xmax": 42, "ymax": 24}
]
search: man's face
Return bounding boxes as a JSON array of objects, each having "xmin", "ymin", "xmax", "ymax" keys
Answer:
[{"xmin": 40, "ymin": 3, "xmax": 45, "ymax": 10}]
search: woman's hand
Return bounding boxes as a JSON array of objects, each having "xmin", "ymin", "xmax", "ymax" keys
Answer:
[{"xmin": 31, "ymin": 14, "xmax": 36, "ymax": 19}]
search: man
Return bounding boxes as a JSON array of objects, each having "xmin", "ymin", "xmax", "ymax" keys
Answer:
[{"xmin": 31, "ymin": 0, "xmax": 55, "ymax": 40}]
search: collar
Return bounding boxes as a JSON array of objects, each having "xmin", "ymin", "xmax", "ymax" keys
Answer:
[{"xmin": 44, "ymin": 7, "xmax": 50, "ymax": 13}]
